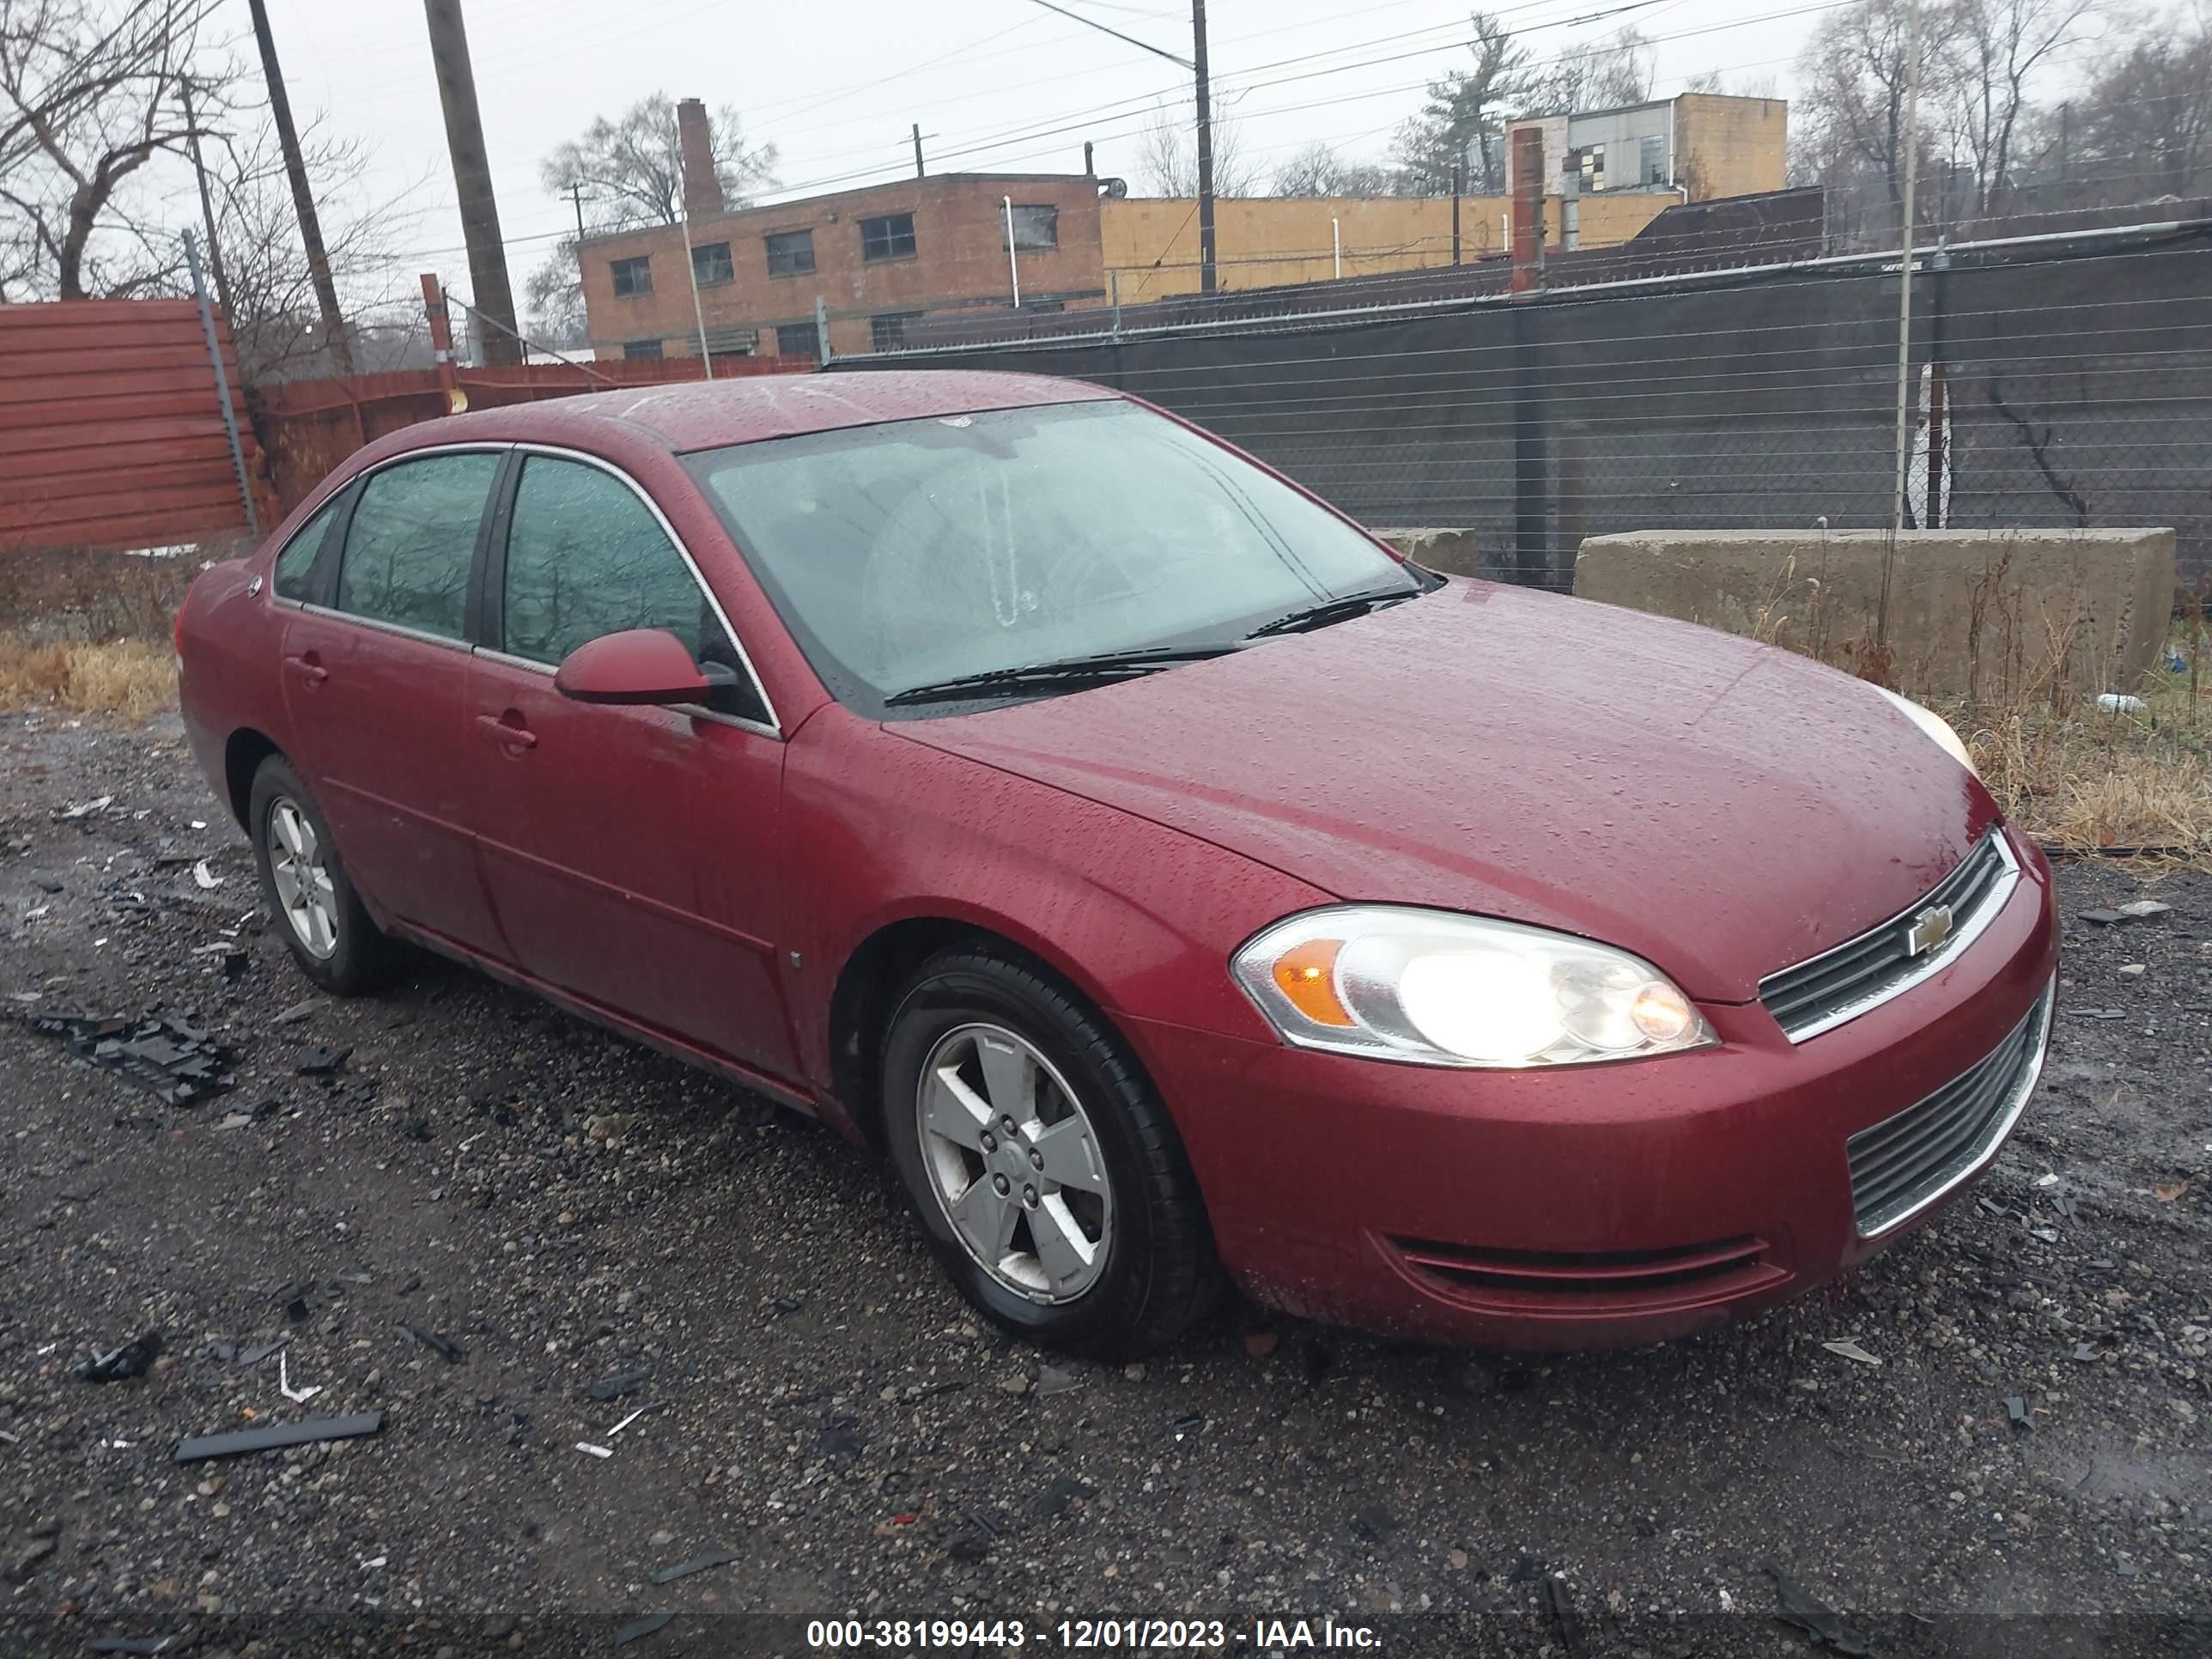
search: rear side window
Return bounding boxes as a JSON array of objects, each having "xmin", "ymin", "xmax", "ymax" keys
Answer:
[
  {"xmin": 272, "ymin": 495, "xmax": 343, "ymax": 601},
  {"xmin": 500, "ymin": 456, "xmax": 766, "ymax": 723},
  {"xmin": 333, "ymin": 453, "xmax": 499, "ymax": 641}
]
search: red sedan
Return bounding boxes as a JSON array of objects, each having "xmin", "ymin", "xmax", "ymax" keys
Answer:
[{"xmin": 176, "ymin": 372, "xmax": 2058, "ymax": 1356}]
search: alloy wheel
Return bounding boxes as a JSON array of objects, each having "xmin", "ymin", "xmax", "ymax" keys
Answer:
[
  {"xmin": 915, "ymin": 1022, "xmax": 1114, "ymax": 1303},
  {"xmin": 267, "ymin": 797, "xmax": 339, "ymax": 960}
]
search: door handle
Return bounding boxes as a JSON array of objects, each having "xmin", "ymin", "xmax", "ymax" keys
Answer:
[
  {"xmin": 477, "ymin": 713, "xmax": 538, "ymax": 750},
  {"xmin": 283, "ymin": 654, "xmax": 327, "ymax": 686}
]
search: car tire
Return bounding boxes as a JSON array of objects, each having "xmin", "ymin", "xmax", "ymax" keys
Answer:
[
  {"xmin": 881, "ymin": 945, "xmax": 1223, "ymax": 1358},
  {"xmin": 247, "ymin": 755, "xmax": 397, "ymax": 996}
]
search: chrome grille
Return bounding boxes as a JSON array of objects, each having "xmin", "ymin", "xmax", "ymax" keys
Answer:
[
  {"xmin": 1760, "ymin": 831, "xmax": 2018, "ymax": 1042},
  {"xmin": 1846, "ymin": 981, "xmax": 2053, "ymax": 1236}
]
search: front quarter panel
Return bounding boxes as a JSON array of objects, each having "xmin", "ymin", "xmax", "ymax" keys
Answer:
[{"xmin": 782, "ymin": 707, "xmax": 1328, "ymax": 1098}]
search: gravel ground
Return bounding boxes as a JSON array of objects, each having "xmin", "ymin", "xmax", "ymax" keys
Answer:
[{"xmin": 1, "ymin": 710, "xmax": 2208, "ymax": 1659}]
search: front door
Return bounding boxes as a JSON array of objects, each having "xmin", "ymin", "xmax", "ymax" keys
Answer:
[
  {"xmin": 462, "ymin": 451, "xmax": 796, "ymax": 1080},
  {"xmin": 277, "ymin": 449, "xmax": 508, "ymax": 957}
]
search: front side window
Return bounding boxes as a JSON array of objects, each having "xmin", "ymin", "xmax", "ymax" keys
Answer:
[
  {"xmin": 1003, "ymin": 204, "xmax": 1058, "ymax": 251},
  {"xmin": 500, "ymin": 456, "xmax": 765, "ymax": 721},
  {"xmin": 333, "ymin": 453, "xmax": 500, "ymax": 641},
  {"xmin": 692, "ymin": 241, "xmax": 733, "ymax": 285},
  {"xmin": 686, "ymin": 400, "xmax": 1418, "ymax": 716},
  {"xmin": 273, "ymin": 494, "xmax": 344, "ymax": 601},
  {"xmin": 860, "ymin": 213, "xmax": 915, "ymax": 261},
  {"xmin": 764, "ymin": 229, "xmax": 815, "ymax": 276},
  {"xmin": 611, "ymin": 256, "xmax": 652, "ymax": 297}
]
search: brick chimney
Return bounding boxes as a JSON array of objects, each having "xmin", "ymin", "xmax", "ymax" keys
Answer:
[{"xmin": 677, "ymin": 98, "xmax": 724, "ymax": 218}]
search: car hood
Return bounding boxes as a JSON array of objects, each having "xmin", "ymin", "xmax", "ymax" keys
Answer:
[{"xmin": 890, "ymin": 580, "xmax": 1997, "ymax": 1001}]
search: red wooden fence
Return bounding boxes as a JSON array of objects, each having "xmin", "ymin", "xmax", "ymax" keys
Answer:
[
  {"xmin": 0, "ymin": 298, "xmax": 273, "ymax": 555},
  {"xmin": 248, "ymin": 354, "xmax": 809, "ymax": 516}
]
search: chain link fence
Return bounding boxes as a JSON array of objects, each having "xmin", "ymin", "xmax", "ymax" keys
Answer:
[{"xmin": 832, "ymin": 222, "xmax": 2212, "ymax": 594}]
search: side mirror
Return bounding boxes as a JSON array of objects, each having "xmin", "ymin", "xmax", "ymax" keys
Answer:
[{"xmin": 554, "ymin": 629, "xmax": 713, "ymax": 706}]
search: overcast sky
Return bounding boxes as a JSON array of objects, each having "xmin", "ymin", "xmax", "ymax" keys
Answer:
[{"xmin": 201, "ymin": 0, "xmax": 2116, "ymax": 304}]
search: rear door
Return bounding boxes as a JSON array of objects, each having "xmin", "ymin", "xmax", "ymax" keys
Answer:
[
  {"xmin": 277, "ymin": 448, "xmax": 509, "ymax": 957},
  {"xmin": 462, "ymin": 449, "xmax": 795, "ymax": 1079}
]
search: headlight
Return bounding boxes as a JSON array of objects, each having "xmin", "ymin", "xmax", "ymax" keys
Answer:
[
  {"xmin": 1231, "ymin": 906, "xmax": 1716, "ymax": 1069},
  {"xmin": 1873, "ymin": 685, "xmax": 1977, "ymax": 777}
]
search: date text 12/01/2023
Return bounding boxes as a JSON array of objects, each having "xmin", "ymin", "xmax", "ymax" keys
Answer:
[{"xmin": 804, "ymin": 1617, "xmax": 1383, "ymax": 1649}]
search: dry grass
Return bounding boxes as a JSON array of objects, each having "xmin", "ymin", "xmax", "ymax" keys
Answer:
[{"xmin": 0, "ymin": 634, "xmax": 177, "ymax": 722}]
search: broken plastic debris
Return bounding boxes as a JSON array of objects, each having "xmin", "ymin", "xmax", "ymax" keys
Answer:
[
  {"xmin": 396, "ymin": 1322, "xmax": 465, "ymax": 1364},
  {"xmin": 615, "ymin": 1613, "xmax": 673, "ymax": 1645},
  {"xmin": 277, "ymin": 1350, "xmax": 322, "ymax": 1404},
  {"xmin": 649, "ymin": 1547, "xmax": 736, "ymax": 1585},
  {"xmin": 2006, "ymin": 1395, "xmax": 2033, "ymax": 1431},
  {"xmin": 78, "ymin": 1331, "xmax": 163, "ymax": 1383},
  {"xmin": 26, "ymin": 1013, "xmax": 234, "ymax": 1105},
  {"xmin": 88, "ymin": 1638, "xmax": 175, "ymax": 1656},
  {"xmin": 586, "ymin": 1369, "xmax": 650, "ymax": 1401},
  {"xmin": 295, "ymin": 1043, "xmax": 352, "ymax": 1076},
  {"xmin": 58, "ymin": 795, "xmax": 113, "ymax": 819},
  {"xmin": 2095, "ymin": 693, "xmax": 2148, "ymax": 714},
  {"xmin": 174, "ymin": 1411, "xmax": 382, "ymax": 1463},
  {"xmin": 1762, "ymin": 1564, "xmax": 1874, "ymax": 1656},
  {"xmin": 191, "ymin": 860, "xmax": 221, "ymax": 890},
  {"xmin": 2117, "ymin": 900, "xmax": 2172, "ymax": 919},
  {"xmin": 575, "ymin": 1441, "xmax": 614, "ymax": 1459},
  {"xmin": 1820, "ymin": 1339, "xmax": 1881, "ymax": 1367}
]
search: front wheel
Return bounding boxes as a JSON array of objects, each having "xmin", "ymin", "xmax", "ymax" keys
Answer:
[
  {"xmin": 880, "ymin": 946, "xmax": 1221, "ymax": 1358},
  {"xmin": 247, "ymin": 755, "xmax": 397, "ymax": 995}
]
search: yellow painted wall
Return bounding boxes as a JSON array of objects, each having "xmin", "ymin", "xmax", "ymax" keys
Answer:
[
  {"xmin": 1674, "ymin": 94, "xmax": 1788, "ymax": 202},
  {"xmin": 1100, "ymin": 193, "xmax": 1673, "ymax": 304}
]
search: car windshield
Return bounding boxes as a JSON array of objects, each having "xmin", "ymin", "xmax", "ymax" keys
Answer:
[{"xmin": 684, "ymin": 398, "xmax": 1420, "ymax": 715}]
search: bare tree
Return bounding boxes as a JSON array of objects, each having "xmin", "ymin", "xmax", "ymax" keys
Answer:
[
  {"xmin": 1389, "ymin": 11, "xmax": 1526, "ymax": 194},
  {"xmin": 539, "ymin": 91, "xmax": 776, "ymax": 230},
  {"xmin": 1794, "ymin": 0, "xmax": 1965, "ymax": 233},
  {"xmin": 208, "ymin": 112, "xmax": 423, "ymax": 380},
  {"xmin": 2069, "ymin": 1, "xmax": 2211, "ymax": 201},
  {"xmin": 528, "ymin": 90, "xmax": 775, "ymax": 343},
  {"xmin": 1522, "ymin": 25, "xmax": 1660, "ymax": 115},
  {"xmin": 0, "ymin": 0, "xmax": 228, "ymax": 301},
  {"xmin": 1942, "ymin": 0, "xmax": 2089, "ymax": 211},
  {"xmin": 1135, "ymin": 100, "xmax": 1255, "ymax": 197},
  {"xmin": 1269, "ymin": 142, "xmax": 1394, "ymax": 198}
]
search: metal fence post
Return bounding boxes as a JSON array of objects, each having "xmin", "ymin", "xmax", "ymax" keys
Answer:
[
  {"xmin": 816, "ymin": 296, "xmax": 833, "ymax": 367},
  {"xmin": 184, "ymin": 231, "xmax": 260, "ymax": 538}
]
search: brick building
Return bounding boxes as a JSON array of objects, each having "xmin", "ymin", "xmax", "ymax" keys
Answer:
[
  {"xmin": 1505, "ymin": 92, "xmax": 1787, "ymax": 206},
  {"xmin": 580, "ymin": 103, "xmax": 1106, "ymax": 362}
]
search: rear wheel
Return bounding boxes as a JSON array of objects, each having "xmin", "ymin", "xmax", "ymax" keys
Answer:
[
  {"xmin": 248, "ymin": 756, "xmax": 396, "ymax": 995},
  {"xmin": 880, "ymin": 946, "xmax": 1221, "ymax": 1357}
]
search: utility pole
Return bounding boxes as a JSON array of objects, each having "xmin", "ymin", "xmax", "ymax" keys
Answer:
[
  {"xmin": 1888, "ymin": 0, "xmax": 1924, "ymax": 539},
  {"xmin": 245, "ymin": 0, "xmax": 352, "ymax": 374},
  {"xmin": 1450, "ymin": 156, "xmax": 1463, "ymax": 264},
  {"xmin": 568, "ymin": 181, "xmax": 587, "ymax": 246},
  {"xmin": 1192, "ymin": 0, "xmax": 1217, "ymax": 295},
  {"xmin": 422, "ymin": 0, "xmax": 522, "ymax": 366},
  {"xmin": 913, "ymin": 123, "xmax": 926, "ymax": 178},
  {"xmin": 179, "ymin": 82, "xmax": 234, "ymax": 323}
]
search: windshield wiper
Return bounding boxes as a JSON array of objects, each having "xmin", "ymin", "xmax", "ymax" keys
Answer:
[
  {"xmin": 1242, "ymin": 585, "xmax": 1422, "ymax": 641},
  {"xmin": 883, "ymin": 645, "xmax": 1241, "ymax": 708}
]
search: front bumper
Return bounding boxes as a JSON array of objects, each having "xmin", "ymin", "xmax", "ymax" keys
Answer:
[{"xmin": 1128, "ymin": 827, "xmax": 2059, "ymax": 1350}]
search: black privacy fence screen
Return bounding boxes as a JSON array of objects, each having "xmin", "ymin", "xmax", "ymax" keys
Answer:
[{"xmin": 833, "ymin": 224, "xmax": 2212, "ymax": 595}]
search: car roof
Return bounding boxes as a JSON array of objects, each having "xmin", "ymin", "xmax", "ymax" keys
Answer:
[{"xmin": 391, "ymin": 369, "xmax": 1121, "ymax": 457}]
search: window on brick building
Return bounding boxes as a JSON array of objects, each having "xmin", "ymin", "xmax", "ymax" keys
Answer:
[
  {"xmin": 623, "ymin": 338, "xmax": 664, "ymax": 359},
  {"xmin": 869, "ymin": 313, "xmax": 922, "ymax": 351},
  {"xmin": 765, "ymin": 229, "xmax": 816, "ymax": 276},
  {"xmin": 1640, "ymin": 135, "xmax": 1666, "ymax": 185},
  {"xmin": 1002, "ymin": 204, "xmax": 1058, "ymax": 251},
  {"xmin": 777, "ymin": 321, "xmax": 821, "ymax": 360},
  {"xmin": 611, "ymin": 256, "xmax": 653, "ymax": 297},
  {"xmin": 860, "ymin": 213, "xmax": 916, "ymax": 261},
  {"xmin": 692, "ymin": 241, "xmax": 734, "ymax": 285}
]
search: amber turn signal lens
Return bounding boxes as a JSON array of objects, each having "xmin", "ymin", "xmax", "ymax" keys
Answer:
[{"xmin": 1273, "ymin": 939, "xmax": 1354, "ymax": 1027}]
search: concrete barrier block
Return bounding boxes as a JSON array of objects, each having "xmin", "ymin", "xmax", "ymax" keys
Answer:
[
  {"xmin": 1571, "ymin": 529, "xmax": 2177, "ymax": 702},
  {"xmin": 1372, "ymin": 527, "xmax": 1486, "ymax": 579}
]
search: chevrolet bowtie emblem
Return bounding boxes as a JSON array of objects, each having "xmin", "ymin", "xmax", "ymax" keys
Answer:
[{"xmin": 1906, "ymin": 904, "xmax": 1955, "ymax": 957}]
